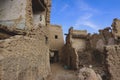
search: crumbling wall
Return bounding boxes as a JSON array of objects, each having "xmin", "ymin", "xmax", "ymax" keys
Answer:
[
  {"xmin": 62, "ymin": 45, "xmax": 79, "ymax": 69},
  {"xmin": 105, "ymin": 45, "xmax": 120, "ymax": 80},
  {"xmin": 85, "ymin": 28, "xmax": 114, "ymax": 80},
  {"xmin": 45, "ymin": 0, "xmax": 51, "ymax": 26},
  {"xmin": 62, "ymin": 26, "xmax": 114, "ymax": 80},
  {"xmin": 25, "ymin": 0, "xmax": 33, "ymax": 30},
  {"xmin": 89, "ymin": 27, "xmax": 113, "ymax": 51},
  {"xmin": 0, "ymin": 34, "xmax": 50, "ymax": 80},
  {"xmin": 112, "ymin": 18, "xmax": 120, "ymax": 40},
  {"xmin": 72, "ymin": 38, "xmax": 86, "ymax": 52},
  {"xmin": 0, "ymin": 0, "xmax": 51, "ymax": 80},
  {"xmin": 62, "ymin": 28, "xmax": 88, "ymax": 69}
]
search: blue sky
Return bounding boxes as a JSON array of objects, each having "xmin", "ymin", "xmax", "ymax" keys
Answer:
[{"xmin": 50, "ymin": 0, "xmax": 120, "ymax": 34}]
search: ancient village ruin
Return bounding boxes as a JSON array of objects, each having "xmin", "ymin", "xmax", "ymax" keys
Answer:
[
  {"xmin": 0, "ymin": 0, "xmax": 120, "ymax": 80},
  {"xmin": 61, "ymin": 19, "xmax": 120, "ymax": 80}
]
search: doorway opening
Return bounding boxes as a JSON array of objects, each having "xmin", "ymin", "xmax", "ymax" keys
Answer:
[{"xmin": 50, "ymin": 50, "xmax": 59, "ymax": 64}]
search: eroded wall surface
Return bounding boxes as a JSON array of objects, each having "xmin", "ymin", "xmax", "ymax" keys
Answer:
[
  {"xmin": 62, "ymin": 28, "xmax": 87, "ymax": 69},
  {"xmin": 112, "ymin": 18, "xmax": 120, "ymax": 40},
  {"xmin": 63, "ymin": 19, "xmax": 120, "ymax": 80},
  {"xmin": 0, "ymin": 0, "xmax": 52, "ymax": 80},
  {"xmin": 62, "ymin": 45, "xmax": 79, "ymax": 69},
  {"xmin": 105, "ymin": 45, "xmax": 120, "ymax": 80},
  {"xmin": 0, "ymin": 35, "xmax": 50, "ymax": 80}
]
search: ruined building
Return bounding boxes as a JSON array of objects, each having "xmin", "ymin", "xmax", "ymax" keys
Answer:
[
  {"xmin": 49, "ymin": 25, "xmax": 64, "ymax": 63},
  {"xmin": 0, "ymin": 0, "xmax": 120, "ymax": 80},
  {"xmin": 0, "ymin": 0, "xmax": 65, "ymax": 80},
  {"xmin": 105, "ymin": 18, "xmax": 120, "ymax": 80},
  {"xmin": 62, "ymin": 27, "xmax": 88, "ymax": 69},
  {"xmin": 62, "ymin": 19, "xmax": 120, "ymax": 80},
  {"xmin": 0, "ymin": 0, "xmax": 53, "ymax": 80}
]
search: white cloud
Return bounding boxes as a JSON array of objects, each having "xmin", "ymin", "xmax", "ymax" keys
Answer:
[
  {"xmin": 81, "ymin": 13, "xmax": 93, "ymax": 20},
  {"xmin": 79, "ymin": 0, "xmax": 93, "ymax": 11},
  {"xmin": 75, "ymin": 13, "xmax": 99, "ymax": 30},
  {"xmin": 78, "ymin": 0, "xmax": 98, "ymax": 13},
  {"xmin": 74, "ymin": 0, "xmax": 100, "ymax": 31},
  {"xmin": 60, "ymin": 4, "xmax": 69, "ymax": 12},
  {"xmin": 82, "ymin": 21, "xmax": 99, "ymax": 30}
]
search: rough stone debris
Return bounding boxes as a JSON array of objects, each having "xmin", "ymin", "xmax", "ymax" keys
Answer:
[{"xmin": 77, "ymin": 67, "xmax": 102, "ymax": 80}]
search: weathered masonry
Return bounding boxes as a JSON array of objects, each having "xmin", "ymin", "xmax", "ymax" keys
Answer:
[
  {"xmin": 62, "ymin": 19, "xmax": 120, "ymax": 80},
  {"xmin": 0, "ymin": 0, "xmax": 52, "ymax": 80}
]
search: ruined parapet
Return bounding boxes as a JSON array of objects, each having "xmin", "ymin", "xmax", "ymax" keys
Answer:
[
  {"xmin": 105, "ymin": 45, "xmax": 120, "ymax": 80},
  {"xmin": 71, "ymin": 29, "xmax": 88, "ymax": 51},
  {"xmin": 72, "ymin": 30, "xmax": 87, "ymax": 39},
  {"xmin": 89, "ymin": 27, "xmax": 114, "ymax": 54},
  {"xmin": 111, "ymin": 18, "xmax": 120, "ymax": 41}
]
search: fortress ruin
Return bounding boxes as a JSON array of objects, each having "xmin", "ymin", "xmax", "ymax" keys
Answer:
[{"xmin": 0, "ymin": 0, "xmax": 120, "ymax": 80}]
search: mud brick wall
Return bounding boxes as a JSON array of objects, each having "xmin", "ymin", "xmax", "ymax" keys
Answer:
[
  {"xmin": 105, "ymin": 45, "xmax": 120, "ymax": 80},
  {"xmin": 0, "ymin": 35, "xmax": 50, "ymax": 80}
]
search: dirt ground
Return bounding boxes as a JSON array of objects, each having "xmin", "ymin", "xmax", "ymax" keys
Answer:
[{"xmin": 46, "ymin": 63, "xmax": 78, "ymax": 80}]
